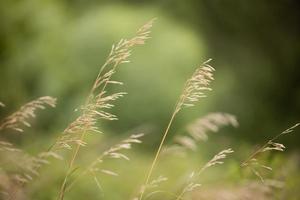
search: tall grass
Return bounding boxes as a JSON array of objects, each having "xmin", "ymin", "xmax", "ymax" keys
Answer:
[
  {"xmin": 138, "ymin": 59, "xmax": 215, "ymax": 200},
  {"xmin": 0, "ymin": 19, "xmax": 299, "ymax": 200},
  {"xmin": 55, "ymin": 19, "xmax": 155, "ymax": 200}
]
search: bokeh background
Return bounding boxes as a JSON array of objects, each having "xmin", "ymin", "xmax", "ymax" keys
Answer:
[{"xmin": 0, "ymin": 0, "xmax": 300, "ymax": 199}]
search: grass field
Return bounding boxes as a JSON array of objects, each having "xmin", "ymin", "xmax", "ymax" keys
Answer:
[{"xmin": 1, "ymin": 12, "xmax": 300, "ymax": 200}]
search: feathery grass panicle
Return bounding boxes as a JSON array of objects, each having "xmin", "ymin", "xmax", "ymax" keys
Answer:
[
  {"xmin": 187, "ymin": 112, "xmax": 238, "ymax": 142},
  {"xmin": 0, "ymin": 140, "xmax": 60, "ymax": 199},
  {"xmin": 241, "ymin": 123, "xmax": 300, "ymax": 182},
  {"xmin": 53, "ymin": 92, "xmax": 127, "ymax": 150},
  {"xmin": 0, "ymin": 170, "xmax": 26, "ymax": 200},
  {"xmin": 89, "ymin": 133, "xmax": 144, "ymax": 177},
  {"xmin": 176, "ymin": 148, "xmax": 234, "ymax": 200},
  {"xmin": 87, "ymin": 133, "xmax": 144, "ymax": 192},
  {"xmin": 133, "ymin": 175, "xmax": 169, "ymax": 200},
  {"xmin": 0, "ymin": 96, "xmax": 57, "ymax": 133},
  {"xmin": 66, "ymin": 134, "xmax": 144, "ymax": 192},
  {"xmin": 198, "ymin": 148, "xmax": 234, "ymax": 174},
  {"xmin": 0, "ymin": 141, "xmax": 21, "ymax": 153},
  {"xmin": 172, "ymin": 113, "xmax": 238, "ymax": 151},
  {"xmin": 174, "ymin": 136, "xmax": 198, "ymax": 151},
  {"xmin": 139, "ymin": 59, "xmax": 215, "ymax": 200},
  {"xmin": 281, "ymin": 123, "xmax": 300, "ymax": 134},
  {"xmin": 175, "ymin": 59, "xmax": 215, "ymax": 113},
  {"xmin": 53, "ymin": 92, "xmax": 126, "ymax": 150},
  {"xmin": 0, "ymin": 97, "xmax": 58, "ymax": 197},
  {"xmin": 0, "ymin": 141, "xmax": 62, "ymax": 185},
  {"xmin": 89, "ymin": 17, "xmax": 155, "ymax": 99}
]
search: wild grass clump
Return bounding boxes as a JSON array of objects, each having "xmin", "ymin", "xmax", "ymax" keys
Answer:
[{"xmin": 0, "ymin": 19, "xmax": 299, "ymax": 200}]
